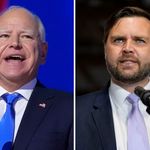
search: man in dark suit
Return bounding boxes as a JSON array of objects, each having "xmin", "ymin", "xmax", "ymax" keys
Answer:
[
  {"xmin": 0, "ymin": 6, "xmax": 73, "ymax": 150},
  {"xmin": 77, "ymin": 6, "xmax": 150, "ymax": 150}
]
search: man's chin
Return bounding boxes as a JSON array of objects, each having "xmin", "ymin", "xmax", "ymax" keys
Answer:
[
  {"xmin": 3, "ymin": 74, "xmax": 29, "ymax": 83},
  {"xmin": 113, "ymin": 74, "xmax": 146, "ymax": 84}
]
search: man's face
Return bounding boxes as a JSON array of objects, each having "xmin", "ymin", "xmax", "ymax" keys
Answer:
[
  {"xmin": 105, "ymin": 17, "xmax": 150, "ymax": 84},
  {"xmin": 0, "ymin": 9, "xmax": 47, "ymax": 86}
]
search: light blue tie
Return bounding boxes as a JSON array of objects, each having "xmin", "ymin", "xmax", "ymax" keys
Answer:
[
  {"xmin": 127, "ymin": 93, "xmax": 150, "ymax": 150},
  {"xmin": 0, "ymin": 93, "xmax": 20, "ymax": 150}
]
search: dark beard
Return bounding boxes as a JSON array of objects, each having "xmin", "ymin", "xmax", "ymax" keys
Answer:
[{"xmin": 106, "ymin": 61, "xmax": 150, "ymax": 84}]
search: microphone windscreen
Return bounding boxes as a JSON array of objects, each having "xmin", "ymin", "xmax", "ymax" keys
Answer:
[{"xmin": 134, "ymin": 86, "xmax": 145, "ymax": 97}]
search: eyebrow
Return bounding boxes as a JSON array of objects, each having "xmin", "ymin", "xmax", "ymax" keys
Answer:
[
  {"xmin": 109, "ymin": 35, "xmax": 125, "ymax": 40},
  {"xmin": 110, "ymin": 35, "xmax": 149, "ymax": 40},
  {"xmin": 0, "ymin": 29, "xmax": 35, "ymax": 35},
  {"xmin": 21, "ymin": 29, "xmax": 35, "ymax": 33},
  {"xmin": 0, "ymin": 29, "xmax": 11, "ymax": 33}
]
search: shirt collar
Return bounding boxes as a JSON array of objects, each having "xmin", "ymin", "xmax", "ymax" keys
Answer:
[
  {"xmin": 0, "ymin": 78, "xmax": 37, "ymax": 100},
  {"xmin": 143, "ymin": 81, "xmax": 150, "ymax": 90},
  {"xmin": 109, "ymin": 80, "xmax": 130, "ymax": 109},
  {"xmin": 109, "ymin": 79, "xmax": 150, "ymax": 109}
]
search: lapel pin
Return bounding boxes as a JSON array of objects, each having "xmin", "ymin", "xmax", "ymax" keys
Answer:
[{"xmin": 39, "ymin": 103, "xmax": 46, "ymax": 108}]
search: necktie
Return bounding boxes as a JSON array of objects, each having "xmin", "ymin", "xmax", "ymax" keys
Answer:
[
  {"xmin": 0, "ymin": 93, "xmax": 20, "ymax": 150},
  {"xmin": 127, "ymin": 93, "xmax": 150, "ymax": 150}
]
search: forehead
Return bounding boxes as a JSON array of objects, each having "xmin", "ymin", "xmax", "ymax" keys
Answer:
[
  {"xmin": 109, "ymin": 17, "xmax": 150, "ymax": 35},
  {"xmin": 0, "ymin": 8, "xmax": 38, "ymax": 31}
]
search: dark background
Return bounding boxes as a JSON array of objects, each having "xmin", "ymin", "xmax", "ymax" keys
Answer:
[{"xmin": 76, "ymin": 0, "xmax": 150, "ymax": 95}]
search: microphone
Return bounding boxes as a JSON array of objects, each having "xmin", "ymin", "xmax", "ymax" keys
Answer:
[{"xmin": 134, "ymin": 86, "xmax": 150, "ymax": 114}]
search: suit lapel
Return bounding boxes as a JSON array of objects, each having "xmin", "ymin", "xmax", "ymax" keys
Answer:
[
  {"xmin": 13, "ymin": 83, "xmax": 55, "ymax": 150},
  {"xmin": 92, "ymin": 88, "xmax": 117, "ymax": 150}
]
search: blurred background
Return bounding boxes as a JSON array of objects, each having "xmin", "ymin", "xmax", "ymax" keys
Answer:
[
  {"xmin": 0, "ymin": 0, "xmax": 74, "ymax": 93},
  {"xmin": 76, "ymin": 0, "xmax": 150, "ymax": 95}
]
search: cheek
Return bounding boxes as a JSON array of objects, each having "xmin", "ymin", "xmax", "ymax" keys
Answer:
[
  {"xmin": 0, "ymin": 41, "xmax": 10, "ymax": 51},
  {"xmin": 105, "ymin": 53, "xmax": 116, "ymax": 66},
  {"xmin": 24, "ymin": 42, "xmax": 39, "ymax": 56},
  {"xmin": 140, "ymin": 55, "xmax": 150, "ymax": 65},
  {"xmin": 31, "ymin": 49, "xmax": 40, "ymax": 63},
  {"xmin": 136, "ymin": 49, "xmax": 150, "ymax": 63},
  {"xmin": 105, "ymin": 46, "xmax": 119, "ymax": 64}
]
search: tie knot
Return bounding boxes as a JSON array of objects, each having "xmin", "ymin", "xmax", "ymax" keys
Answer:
[
  {"xmin": 1, "ymin": 93, "xmax": 20, "ymax": 105},
  {"xmin": 127, "ymin": 93, "xmax": 139, "ymax": 104}
]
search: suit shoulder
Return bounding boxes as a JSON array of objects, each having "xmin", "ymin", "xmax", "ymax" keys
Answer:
[
  {"xmin": 77, "ymin": 90, "xmax": 104, "ymax": 104},
  {"xmin": 37, "ymin": 81, "xmax": 72, "ymax": 97},
  {"xmin": 47, "ymin": 88, "xmax": 72, "ymax": 96},
  {"xmin": 40, "ymin": 88, "xmax": 73, "ymax": 114},
  {"xmin": 76, "ymin": 87, "xmax": 109, "ymax": 111},
  {"xmin": 35, "ymin": 82, "xmax": 73, "ymax": 105},
  {"xmin": 45, "ymin": 88, "xmax": 73, "ymax": 103}
]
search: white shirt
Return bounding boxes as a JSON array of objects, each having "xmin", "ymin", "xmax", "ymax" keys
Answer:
[
  {"xmin": 0, "ymin": 78, "xmax": 37, "ymax": 141},
  {"xmin": 109, "ymin": 81, "xmax": 150, "ymax": 150}
]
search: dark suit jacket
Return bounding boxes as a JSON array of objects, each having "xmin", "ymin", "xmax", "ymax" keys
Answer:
[
  {"xmin": 12, "ymin": 82, "xmax": 73, "ymax": 150},
  {"xmin": 76, "ymin": 86, "xmax": 117, "ymax": 150}
]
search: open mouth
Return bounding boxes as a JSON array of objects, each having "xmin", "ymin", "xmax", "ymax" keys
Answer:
[{"xmin": 5, "ymin": 55, "xmax": 25, "ymax": 62}]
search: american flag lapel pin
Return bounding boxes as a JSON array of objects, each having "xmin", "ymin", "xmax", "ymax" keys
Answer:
[{"xmin": 39, "ymin": 103, "xmax": 46, "ymax": 108}]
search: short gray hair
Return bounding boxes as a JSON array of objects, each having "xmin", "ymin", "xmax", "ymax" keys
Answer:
[{"xmin": 1, "ymin": 5, "xmax": 46, "ymax": 42}]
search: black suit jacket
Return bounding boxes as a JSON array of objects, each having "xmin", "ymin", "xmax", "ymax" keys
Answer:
[
  {"xmin": 76, "ymin": 86, "xmax": 117, "ymax": 150},
  {"xmin": 12, "ymin": 82, "xmax": 73, "ymax": 150}
]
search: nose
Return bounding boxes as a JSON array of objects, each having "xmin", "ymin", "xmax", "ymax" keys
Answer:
[
  {"xmin": 9, "ymin": 35, "xmax": 22, "ymax": 49},
  {"xmin": 122, "ymin": 40, "xmax": 134, "ymax": 54}
]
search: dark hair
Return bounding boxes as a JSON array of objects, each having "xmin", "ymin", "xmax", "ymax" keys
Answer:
[{"xmin": 103, "ymin": 6, "xmax": 150, "ymax": 43}]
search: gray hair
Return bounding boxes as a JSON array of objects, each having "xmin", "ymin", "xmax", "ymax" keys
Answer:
[{"xmin": 1, "ymin": 5, "xmax": 46, "ymax": 42}]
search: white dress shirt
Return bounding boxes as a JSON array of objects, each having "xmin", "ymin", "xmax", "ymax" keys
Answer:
[
  {"xmin": 109, "ymin": 80, "xmax": 150, "ymax": 150},
  {"xmin": 0, "ymin": 78, "xmax": 37, "ymax": 141}
]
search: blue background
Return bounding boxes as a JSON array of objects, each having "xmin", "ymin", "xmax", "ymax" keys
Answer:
[{"xmin": 8, "ymin": 0, "xmax": 74, "ymax": 92}]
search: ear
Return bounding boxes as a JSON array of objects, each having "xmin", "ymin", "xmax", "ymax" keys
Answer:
[{"xmin": 40, "ymin": 42, "xmax": 48, "ymax": 64}]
